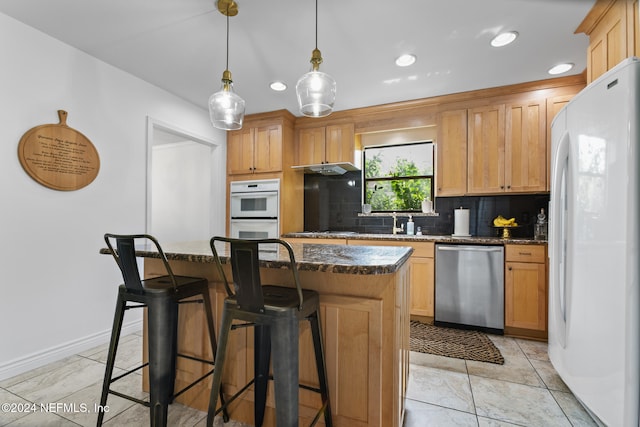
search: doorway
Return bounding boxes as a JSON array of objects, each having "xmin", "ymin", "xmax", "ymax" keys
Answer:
[{"xmin": 146, "ymin": 117, "xmax": 226, "ymax": 243}]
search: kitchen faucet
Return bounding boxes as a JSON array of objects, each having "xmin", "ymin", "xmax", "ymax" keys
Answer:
[{"xmin": 392, "ymin": 212, "xmax": 404, "ymax": 235}]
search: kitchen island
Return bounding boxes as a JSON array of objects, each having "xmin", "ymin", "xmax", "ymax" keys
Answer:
[{"xmin": 104, "ymin": 240, "xmax": 413, "ymax": 427}]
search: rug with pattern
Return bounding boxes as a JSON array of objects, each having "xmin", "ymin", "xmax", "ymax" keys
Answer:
[{"xmin": 410, "ymin": 321, "xmax": 504, "ymax": 365}]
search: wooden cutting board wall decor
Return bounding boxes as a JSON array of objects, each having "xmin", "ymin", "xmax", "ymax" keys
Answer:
[{"xmin": 18, "ymin": 110, "xmax": 100, "ymax": 191}]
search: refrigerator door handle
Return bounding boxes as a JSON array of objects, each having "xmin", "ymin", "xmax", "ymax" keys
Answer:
[{"xmin": 550, "ymin": 130, "xmax": 570, "ymax": 348}]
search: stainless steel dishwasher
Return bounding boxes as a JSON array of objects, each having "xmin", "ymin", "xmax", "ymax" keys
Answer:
[{"xmin": 435, "ymin": 244, "xmax": 504, "ymax": 333}]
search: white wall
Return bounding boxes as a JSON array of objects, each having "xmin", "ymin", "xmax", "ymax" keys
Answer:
[
  {"xmin": 0, "ymin": 12, "xmax": 227, "ymax": 380},
  {"xmin": 151, "ymin": 141, "xmax": 216, "ymax": 243}
]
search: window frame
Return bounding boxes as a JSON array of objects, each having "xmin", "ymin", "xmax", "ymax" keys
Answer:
[{"xmin": 362, "ymin": 140, "xmax": 434, "ymax": 213}]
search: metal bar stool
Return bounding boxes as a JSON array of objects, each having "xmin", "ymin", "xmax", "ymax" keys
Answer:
[
  {"xmin": 206, "ymin": 237, "xmax": 332, "ymax": 427},
  {"xmin": 98, "ymin": 234, "xmax": 228, "ymax": 427}
]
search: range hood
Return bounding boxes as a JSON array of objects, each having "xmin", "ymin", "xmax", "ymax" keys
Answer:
[{"xmin": 292, "ymin": 162, "xmax": 360, "ymax": 175}]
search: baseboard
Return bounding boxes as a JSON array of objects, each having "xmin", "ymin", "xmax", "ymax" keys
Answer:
[{"xmin": 0, "ymin": 319, "xmax": 143, "ymax": 382}]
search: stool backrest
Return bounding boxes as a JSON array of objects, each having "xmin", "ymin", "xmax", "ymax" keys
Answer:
[
  {"xmin": 104, "ymin": 233, "xmax": 177, "ymax": 292},
  {"xmin": 210, "ymin": 237, "xmax": 304, "ymax": 311}
]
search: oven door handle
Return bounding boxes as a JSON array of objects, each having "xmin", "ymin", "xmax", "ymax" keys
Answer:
[{"xmin": 231, "ymin": 217, "xmax": 278, "ymax": 220}]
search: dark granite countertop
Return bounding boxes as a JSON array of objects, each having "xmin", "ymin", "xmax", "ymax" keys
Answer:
[
  {"xmin": 282, "ymin": 232, "xmax": 547, "ymax": 245},
  {"xmin": 100, "ymin": 240, "xmax": 413, "ymax": 275}
]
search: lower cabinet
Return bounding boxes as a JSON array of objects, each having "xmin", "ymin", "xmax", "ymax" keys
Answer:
[
  {"xmin": 504, "ymin": 244, "xmax": 548, "ymax": 337},
  {"xmin": 285, "ymin": 237, "xmax": 549, "ymax": 339},
  {"xmin": 347, "ymin": 240, "xmax": 435, "ymax": 318}
]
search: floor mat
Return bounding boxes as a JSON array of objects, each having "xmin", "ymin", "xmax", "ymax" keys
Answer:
[{"xmin": 410, "ymin": 321, "xmax": 504, "ymax": 365}]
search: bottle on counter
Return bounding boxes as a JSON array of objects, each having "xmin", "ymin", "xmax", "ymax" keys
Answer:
[
  {"xmin": 406, "ymin": 215, "xmax": 415, "ymax": 235},
  {"xmin": 416, "ymin": 226, "xmax": 422, "ymax": 236},
  {"xmin": 534, "ymin": 208, "xmax": 547, "ymax": 240},
  {"xmin": 421, "ymin": 197, "xmax": 433, "ymax": 213}
]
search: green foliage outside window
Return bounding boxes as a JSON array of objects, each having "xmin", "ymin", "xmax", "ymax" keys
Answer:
[{"xmin": 364, "ymin": 142, "xmax": 433, "ymax": 212}]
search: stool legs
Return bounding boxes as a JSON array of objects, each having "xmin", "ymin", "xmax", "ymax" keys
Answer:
[
  {"xmin": 254, "ymin": 325, "xmax": 271, "ymax": 427},
  {"xmin": 207, "ymin": 308, "xmax": 233, "ymax": 427},
  {"xmin": 309, "ymin": 310, "xmax": 332, "ymax": 427},
  {"xmin": 97, "ymin": 294, "xmax": 126, "ymax": 427},
  {"xmin": 271, "ymin": 317, "xmax": 299, "ymax": 427},
  {"xmin": 207, "ymin": 309, "xmax": 333, "ymax": 427},
  {"xmin": 146, "ymin": 297, "xmax": 179, "ymax": 427}
]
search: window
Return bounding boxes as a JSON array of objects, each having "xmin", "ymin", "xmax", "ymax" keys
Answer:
[{"xmin": 364, "ymin": 141, "xmax": 434, "ymax": 212}]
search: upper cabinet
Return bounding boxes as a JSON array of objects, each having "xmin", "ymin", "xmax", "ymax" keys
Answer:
[
  {"xmin": 467, "ymin": 101, "xmax": 547, "ymax": 194},
  {"xmin": 227, "ymin": 124, "xmax": 282, "ymax": 175},
  {"xmin": 439, "ymin": 98, "xmax": 548, "ymax": 196},
  {"xmin": 295, "ymin": 123, "xmax": 355, "ymax": 166},
  {"xmin": 505, "ymin": 100, "xmax": 547, "ymax": 193},
  {"xmin": 227, "ymin": 110, "xmax": 295, "ymax": 176},
  {"xmin": 467, "ymin": 105, "xmax": 506, "ymax": 194},
  {"xmin": 576, "ymin": 0, "xmax": 639, "ymax": 83},
  {"xmin": 436, "ymin": 109, "xmax": 468, "ymax": 196}
]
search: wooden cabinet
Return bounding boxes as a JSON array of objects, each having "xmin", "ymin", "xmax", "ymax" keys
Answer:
[
  {"xmin": 546, "ymin": 95, "xmax": 574, "ymax": 191},
  {"xmin": 577, "ymin": 0, "xmax": 639, "ymax": 83},
  {"xmin": 227, "ymin": 124, "xmax": 283, "ymax": 175},
  {"xmin": 348, "ymin": 239, "xmax": 435, "ymax": 318},
  {"xmin": 436, "ymin": 109, "xmax": 468, "ymax": 196},
  {"xmin": 295, "ymin": 123, "xmax": 355, "ymax": 166},
  {"xmin": 439, "ymin": 99, "xmax": 548, "ymax": 196},
  {"xmin": 467, "ymin": 105, "xmax": 506, "ymax": 194},
  {"xmin": 225, "ymin": 110, "xmax": 302, "ymax": 235},
  {"xmin": 505, "ymin": 100, "xmax": 547, "ymax": 193},
  {"xmin": 504, "ymin": 244, "xmax": 547, "ymax": 337},
  {"xmin": 468, "ymin": 101, "xmax": 547, "ymax": 194}
]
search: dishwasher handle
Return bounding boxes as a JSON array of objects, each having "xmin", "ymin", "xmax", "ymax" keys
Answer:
[{"xmin": 437, "ymin": 246, "xmax": 503, "ymax": 253}]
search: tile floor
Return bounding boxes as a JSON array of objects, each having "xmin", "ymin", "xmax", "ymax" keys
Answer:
[{"xmin": 0, "ymin": 331, "xmax": 596, "ymax": 426}]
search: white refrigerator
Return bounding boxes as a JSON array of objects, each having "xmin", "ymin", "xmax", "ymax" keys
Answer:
[{"xmin": 549, "ymin": 56, "xmax": 640, "ymax": 426}]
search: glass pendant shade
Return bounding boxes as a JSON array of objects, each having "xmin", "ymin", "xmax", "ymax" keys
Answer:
[
  {"xmin": 296, "ymin": 70, "xmax": 336, "ymax": 117},
  {"xmin": 209, "ymin": 71, "xmax": 245, "ymax": 130}
]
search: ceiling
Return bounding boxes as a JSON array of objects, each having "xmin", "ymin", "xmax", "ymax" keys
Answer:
[{"xmin": 0, "ymin": 0, "xmax": 595, "ymax": 117}]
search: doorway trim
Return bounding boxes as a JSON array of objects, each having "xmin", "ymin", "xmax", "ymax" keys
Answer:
[{"xmin": 146, "ymin": 116, "xmax": 226, "ymax": 239}]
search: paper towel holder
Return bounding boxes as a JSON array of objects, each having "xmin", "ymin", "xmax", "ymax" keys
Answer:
[{"xmin": 453, "ymin": 206, "xmax": 471, "ymax": 237}]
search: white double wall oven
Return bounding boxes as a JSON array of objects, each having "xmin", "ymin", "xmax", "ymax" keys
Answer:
[{"xmin": 229, "ymin": 178, "xmax": 280, "ymax": 239}]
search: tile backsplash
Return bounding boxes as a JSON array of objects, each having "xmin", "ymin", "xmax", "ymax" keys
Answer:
[{"xmin": 304, "ymin": 171, "xmax": 549, "ymax": 237}]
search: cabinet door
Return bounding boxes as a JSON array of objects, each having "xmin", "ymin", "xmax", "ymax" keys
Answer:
[
  {"xmin": 585, "ymin": 1, "xmax": 628, "ymax": 82},
  {"xmin": 227, "ymin": 128, "xmax": 255, "ymax": 175},
  {"xmin": 297, "ymin": 127, "xmax": 326, "ymax": 165},
  {"xmin": 505, "ymin": 261, "xmax": 547, "ymax": 331},
  {"xmin": 505, "ymin": 101, "xmax": 547, "ymax": 192},
  {"xmin": 546, "ymin": 95, "xmax": 574, "ymax": 191},
  {"xmin": 409, "ymin": 257, "xmax": 434, "ymax": 317},
  {"xmin": 324, "ymin": 123, "xmax": 355, "ymax": 164},
  {"xmin": 318, "ymin": 295, "xmax": 384, "ymax": 426},
  {"xmin": 436, "ymin": 109, "xmax": 468, "ymax": 196},
  {"xmin": 253, "ymin": 124, "xmax": 282, "ymax": 173},
  {"xmin": 468, "ymin": 105, "xmax": 505, "ymax": 194}
]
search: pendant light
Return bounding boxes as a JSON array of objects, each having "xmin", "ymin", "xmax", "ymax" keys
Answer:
[
  {"xmin": 209, "ymin": 0, "xmax": 245, "ymax": 130},
  {"xmin": 295, "ymin": 0, "xmax": 336, "ymax": 118}
]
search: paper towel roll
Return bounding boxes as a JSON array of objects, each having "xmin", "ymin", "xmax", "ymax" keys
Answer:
[{"xmin": 453, "ymin": 208, "xmax": 470, "ymax": 236}]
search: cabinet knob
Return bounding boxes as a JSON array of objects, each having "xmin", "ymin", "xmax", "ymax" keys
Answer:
[
  {"xmin": 507, "ymin": 185, "xmax": 511, "ymax": 189},
  {"xmin": 508, "ymin": 266, "xmax": 513, "ymax": 271},
  {"xmin": 500, "ymin": 186, "xmax": 504, "ymax": 189}
]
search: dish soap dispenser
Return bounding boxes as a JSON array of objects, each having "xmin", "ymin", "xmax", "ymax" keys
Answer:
[{"xmin": 406, "ymin": 215, "xmax": 415, "ymax": 235}]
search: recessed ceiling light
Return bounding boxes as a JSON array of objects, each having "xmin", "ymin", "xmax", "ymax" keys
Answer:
[
  {"xmin": 270, "ymin": 81, "xmax": 287, "ymax": 91},
  {"xmin": 548, "ymin": 63, "xmax": 574, "ymax": 75},
  {"xmin": 491, "ymin": 31, "xmax": 518, "ymax": 47},
  {"xmin": 395, "ymin": 54, "xmax": 417, "ymax": 67}
]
